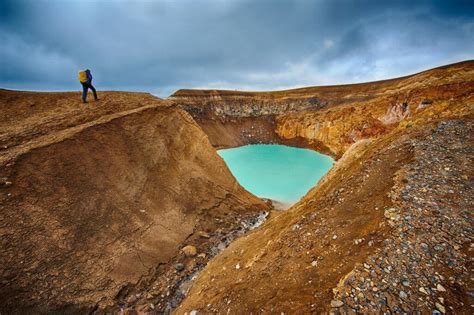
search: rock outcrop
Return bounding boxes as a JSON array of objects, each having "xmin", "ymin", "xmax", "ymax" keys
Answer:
[
  {"xmin": 0, "ymin": 90, "xmax": 268, "ymax": 313},
  {"xmin": 380, "ymin": 100, "xmax": 411, "ymax": 125},
  {"xmin": 170, "ymin": 89, "xmax": 326, "ymax": 118}
]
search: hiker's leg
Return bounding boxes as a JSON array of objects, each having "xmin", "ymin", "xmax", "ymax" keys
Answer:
[
  {"xmin": 89, "ymin": 83, "xmax": 98, "ymax": 100},
  {"xmin": 81, "ymin": 83, "xmax": 88, "ymax": 102}
]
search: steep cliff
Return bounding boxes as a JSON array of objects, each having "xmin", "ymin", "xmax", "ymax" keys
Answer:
[
  {"xmin": 171, "ymin": 61, "xmax": 474, "ymax": 158},
  {"xmin": 0, "ymin": 90, "xmax": 268, "ymax": 313}
]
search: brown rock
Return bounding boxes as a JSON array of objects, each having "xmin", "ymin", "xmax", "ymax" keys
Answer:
[
  {"xmin": 182, "ymin": 245, "xmax": 197, "ymax": 257},
  {"xmin": 198, "ymin": 231, "xmax": 211, "ymax": 239}
]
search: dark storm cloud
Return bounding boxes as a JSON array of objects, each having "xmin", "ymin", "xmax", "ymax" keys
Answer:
[{"xmin": 1, "ymin": 0, "xmax": 473, "ymax": 96}]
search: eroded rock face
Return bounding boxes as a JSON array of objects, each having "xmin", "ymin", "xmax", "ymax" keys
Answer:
[
  {"xmin": 380, "ymin": 101, "xmax": 411, "ymax": 125},
  {"xmin": 0, "ymin": 91, "xmax": 268, "ymax": 313},
  {"xmin": 275, "ymin": 106, "xmax": 387, "ymax": 158},
  {"xmin": 171, "ymin": 61, "xmax": 474, "ymax": 158},
  {"xmin": 170, "ymin": 90, "xmax": 326, "ymax": 118},
  {"xmin": 170, "ymin": 92, "xmax": 329, "ymax": 151}
]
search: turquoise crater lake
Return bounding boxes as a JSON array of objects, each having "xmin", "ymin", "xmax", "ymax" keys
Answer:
[{"xmin": 218, "ymin": 144, "xmax": 334, "ymax": 207}]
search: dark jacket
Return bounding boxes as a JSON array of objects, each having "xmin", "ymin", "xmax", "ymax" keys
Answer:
[{"xmin": 85, "ymin": 69, "xmax": 92, "ymax": 84}]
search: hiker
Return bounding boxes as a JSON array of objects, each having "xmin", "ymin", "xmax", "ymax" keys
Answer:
[{"xmin": 78, "ymin": 69, "xmax": 98, "ymax": 103}]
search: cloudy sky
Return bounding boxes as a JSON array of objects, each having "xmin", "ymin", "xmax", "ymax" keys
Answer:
[{"xmin": 1, "ymin": 0, "xmax": 473, "ymax": 97}]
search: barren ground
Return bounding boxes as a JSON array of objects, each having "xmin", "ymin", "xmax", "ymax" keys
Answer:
[{"xmin": 0, "ymin": 61, "xmax": 473, "ymax": 314}]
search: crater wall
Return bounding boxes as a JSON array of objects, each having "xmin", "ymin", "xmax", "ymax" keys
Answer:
[
  {"xmin": 0, "ymin": 91, "xmax": 268, "ymax": 313},
  {"xmin": 171, "ymin": 61, "xmax": 474, "ymax": 158}
]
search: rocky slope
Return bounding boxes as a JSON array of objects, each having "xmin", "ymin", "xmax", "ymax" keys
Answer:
[
  {"xmin": 171, "ymin": 60, "xmax": 474, "ymax": 158},
  {"xmin": 176, "ymin": 112, "xmax": 473, "ymax": 314},
  {"xmin": 173, "ymin": 62, "xmax": 473, "ymax": 313},
  {"xmin": 0, "ymin": 90, "xmax": 268, "ymax": 313}
]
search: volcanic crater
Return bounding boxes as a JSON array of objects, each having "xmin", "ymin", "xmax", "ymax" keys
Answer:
[{"xmin": 0, "ymin": 61, "xmax": 473, "ymax": 313}]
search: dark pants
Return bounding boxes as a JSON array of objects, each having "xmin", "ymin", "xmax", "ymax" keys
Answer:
[{"xmin": 81, "ymin": 82, "xmax": 98, "ymax": 102}]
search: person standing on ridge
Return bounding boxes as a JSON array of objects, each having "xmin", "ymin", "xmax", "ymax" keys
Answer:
[{"xmin": 78, "ymin": 69, "xmax": 98, "ymax": 103}]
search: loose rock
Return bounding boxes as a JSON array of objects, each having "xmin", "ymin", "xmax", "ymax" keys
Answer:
[
  {"xmin": 182, "ymin": 245, "xmax": 197, "ymax": 257},
  {"xmin": 330, "ymin": 299, "xmax": 344, "ymax": 308}
]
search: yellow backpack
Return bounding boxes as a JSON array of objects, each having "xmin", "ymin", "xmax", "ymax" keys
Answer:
[{"xmin": 78, "ymin": 70, "xmax": 88, "ymax": 83}]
